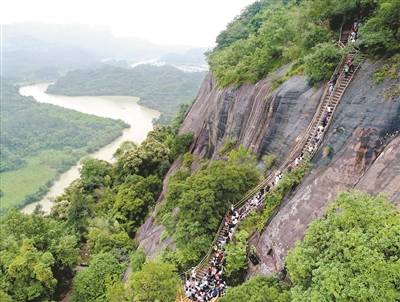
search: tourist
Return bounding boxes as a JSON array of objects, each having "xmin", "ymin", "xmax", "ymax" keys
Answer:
[
  {"xmin": 328, "ymin": 83, "xmax": 334, "ymax": 95},
  {"xmin": 344, "ymin": 63, "xmax": 350, "ymax": 77}
]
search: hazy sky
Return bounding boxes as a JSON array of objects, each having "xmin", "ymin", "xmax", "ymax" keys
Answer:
[{"xmin": 1, "ymin": 0, "xmax": 256, "ymax": 47}]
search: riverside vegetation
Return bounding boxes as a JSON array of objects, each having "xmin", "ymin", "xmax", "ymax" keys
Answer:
[{"xmin": 1, "ymin": 0, "xmax": 399, "ymax": 301}]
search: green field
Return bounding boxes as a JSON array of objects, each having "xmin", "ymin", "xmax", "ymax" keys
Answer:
[
  {"xmin": 0, "ymin": 153, "xmax": 56, "ymax": 211},
  {"xmin": 0, "ymin": 149, "xmax": 83, "ymax": 212}
]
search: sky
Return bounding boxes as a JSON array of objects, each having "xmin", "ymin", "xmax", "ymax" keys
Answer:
[{"xmin": 1, "ymin": 0, "xmax": 256, "ymax": 47}]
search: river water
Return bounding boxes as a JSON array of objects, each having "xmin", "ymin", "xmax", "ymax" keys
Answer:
[{"xmin": 20, "ymin": 83, "xmax": 160, "ymax": 214}]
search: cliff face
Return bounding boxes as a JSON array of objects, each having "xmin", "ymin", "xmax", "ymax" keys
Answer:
[
  {"xmin": 250, "ymin": 60, "xmax": 400, "ymax": 276},
  {"xmin": 136, "ymin": 60, "xmax": 399, "ymax": 263},
  {"xmin": 180, "ymin": 66, "xmax": 323, "ymax": 161}
]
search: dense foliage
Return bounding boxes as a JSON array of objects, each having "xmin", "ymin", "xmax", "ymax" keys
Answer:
[
  {"xmin": 72, "ymin": 252, "xmax": 123, "ymax": 302},
  {"xmin": 52, "ymin": 123, "xmax": 192, "ymax": 240},
  {"xmin": 158, "ymin": 146, "xmax": 260, "ymax": 269},
  {"xmin": 220, "ymin": 276, "xmax": 290, "ymax": 302},
  {"xmin": 44, "ymin": 109, "xmax": 192, "ymax": 300},
  {"xmin": 224, "ymin": 230, "xmax": 250, "ymax": 285},
  {"xmin": 304, "ymin": 43, "xmax": 343, "ymax": 84},
  {"xmin": 0, "ymin": 83, "xmax": 127, "ymax": 211},
  {"xmin": 208, "ymin": 0, "xmax": 399, "ymax": 87},
  {"xmin": 358, "ymin": 0, "xmax": 400, "ymax": 55},
  {"xmin": 0, "ymin": 211, "xmax": 79, "ymax": 301},
  {"xmin": 286, "ymin": 191, "xmax": 400, "ymax": 301},
  {"xmin": 128, "ymin": 262, "xmax": 180, "ymax": 302},
  {"xmin": 47, "ymin": 64, "xmax": 206, "ymax": 121}
]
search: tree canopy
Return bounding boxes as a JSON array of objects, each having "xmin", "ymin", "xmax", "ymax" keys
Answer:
[
  {"xmin": 0, "ymin": 211, "xmax": 79, "ymax": 301},
  {"xmin": 220, "ymin": 276, "xmax": 290, "ymax": 302},
  {"xmin": 286, "ymin": 191, "xmax": 400, "ymax": 301},
  {"xmin": 72, "ymin": 252, "xmax": 123, "ymax": 302},
  {"xmin": 128, "ymin": 262, "xmax": 180, "ymax": 302}
]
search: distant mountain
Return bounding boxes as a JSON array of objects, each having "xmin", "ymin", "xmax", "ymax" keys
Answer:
[
  {"xmin": 47, "ymin": 64, "xmax": 206, "ymax": 122},
  {"xmin": 161, "ymin": 48, "xmax": 208, "ymax": 65},
  {"xmin": 3, "ymin": 23, "xmax": 199, "ymax": 82}
]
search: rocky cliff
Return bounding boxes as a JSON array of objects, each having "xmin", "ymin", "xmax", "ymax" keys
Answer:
[
  {"xmin": 136, "ymin": 59, "xmax": 399, "ymax": 264},
  {"xmin": 250, "ymin": 59, "xmax": 400, "ymax": 276},
  {"xmin": 180, "ymin": 66, "xmax": 323, "ymax": 161}
]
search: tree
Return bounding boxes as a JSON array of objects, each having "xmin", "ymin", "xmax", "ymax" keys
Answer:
[
  {"xmin": 169, "ymin": 133, "xmax": 193, "ymax": 158},
  {"xmin": 159, "ymin": 148, "xmax": 260, "ymax": 268},
  {"xmin": 128, "ymin": 262, "xmax": 180, "ymax": 302},
  {"xmin": 86, "ymin": 217, "xmax": 135, "ymax": 261},
  {"xmin": 359, "ymin": 0, "xmax": 400, "ymax": 55},
  {"xmin": 6, "ymin": 240, "xmax": 57, "ymax": 301},
  {"xmin": 224, "ymin": 230, "xmax": 250, "ymax": 285},
  {"xmin": 0, "ymin": 211, "xmax": 79, "ymax": 301},
  {"xmin": 72, "ymin": 252, "xmax": 123, "ymax": 302},
  {"xmin": 304, "ymin": 43, "xmax": 343, "ymax": 84},
  {"xmin": 115, "ymin": 138, "xmax": 171, "ymax": 180},
  {"xmin": 130, "ymin": 248, "xmax": 146, "ymax": 273},
  {"xmin": 286, "ymin": 191, "xmax": 400, "ymax": 302},
  {"xmin": 80, "ymin": 159, "xmax": 113, "ymax": 191},
  {"xmin": 60, "ymin": 183, "xmax": 94, "ymax": 236},
  {"xmin": 113, "ymin": 175, "xmax": 161, "ymax": 235},
  {"xmin": 113, "ymin": 141, "xmax": 137, "ymax": 160},
  {"xmin": 220, "ymin": 276, "xmax": 290, "ymax": 302}
]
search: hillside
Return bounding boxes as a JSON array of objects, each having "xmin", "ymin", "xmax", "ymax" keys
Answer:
[
  {"xmin": 46, "ymin": 64, "xmax": 206, "ymax": 122},
  {"xmin": 0, "ymin": 82, "xmax": 127, "ymax": 212}
]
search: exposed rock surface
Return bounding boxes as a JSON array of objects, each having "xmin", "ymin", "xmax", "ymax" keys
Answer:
[
  {"xmin": 356, "ymin": 136, "xmax": 400, "ymax": 207},
  {"xmin": 181, "ymin": 67, "xmax": 324, "ymax": 161},
  {"xmin": 251, "ymin": 60, "xmax": 400, "ymax": 275},
  {"xmin": 135, "ymin": 215, "xmax": 176, "ymax": 258}
]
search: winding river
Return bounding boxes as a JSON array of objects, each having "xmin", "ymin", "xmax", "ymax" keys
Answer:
[{"xmin": 20, "ymin": 83, "xmax": 160, "ymax": 214}]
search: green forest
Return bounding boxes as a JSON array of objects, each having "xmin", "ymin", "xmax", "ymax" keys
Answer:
[
  {"xmin": 0, "ymin": 83, "xmax": 127, "ymax": 212},
  {"xmin": 46, "ymin": 64, "xmax": 206, "ymax": 123}
]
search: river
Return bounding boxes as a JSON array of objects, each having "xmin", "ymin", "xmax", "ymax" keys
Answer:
[{"xmin": 20, "ymin": 83, "xmax": 160, "ymax": 214}]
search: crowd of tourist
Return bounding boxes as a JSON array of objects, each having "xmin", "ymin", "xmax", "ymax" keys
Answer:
[{"xmin": 185, "ymin": 192, "xmax": 268, "ymax": 301}]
